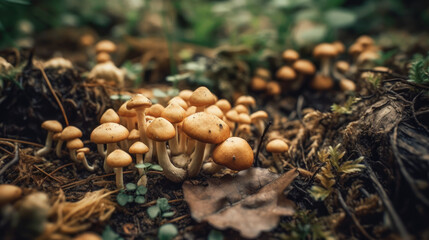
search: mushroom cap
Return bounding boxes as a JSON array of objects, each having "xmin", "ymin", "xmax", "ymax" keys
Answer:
[
  {"xmin": 74, "ymin": 232, "xmax": 102, "ymax": 240},
  {"xmin": 212, "ymin": 137, "xmax": 254, "ymax": 171},
  {"xmin": 182, "ymin": 112, "xmax": 230, "ymax": 144},
  {"xmin": 53, "ymin": 132, "xmax": 62, "ymax": 141},
  {"xmin": 168, "ymin": 96, "xmax": 188, "ymax": 110},
  {"xmin": 225, "ymin": 109, "xmax": 240, "ymax": 122},
  {"xmin": 282, "ymin": 49, "xmax": 300, "ymax": 61},
  {"xmin": 145, "ymin": 103, "xmax": 165, "ymax": 118},
  {"xmin": 250, "ymin": 110, "xmax": 268, "ymax": 121},
  {"xmin": 215, "ymin": 99, "xmax": 232, "ymax": 113},
  {"xmin": 96, "ymin": 52, "xmax": 111, "ymax": 63},
  {"xmin": 129, "ymin": 141, "xmax": 149, "ymax": 154},
  {"xmin": 357, "ymin": 51, "xmax": 379, "ymax": 64},
  {"xmin": 178, "ymin": 89, "xmax": 193, "ymax": 102},
  {"xmin": 310, "ymin": 74, "xmax": 334, "ymax": 91},
  {"xmin": 313, "ymin": 43, "xmax": 338, "ymax": 58},
  {"xmin": 43, "ymin": 57, "xmax": 73, "ymax": 69},
  {"xmin": 238, "ymin": 113, "xmax": 251, "ymax": 124},
  {"xmin": 0, "ymin": 184, "xmax": 22, "ymax": 207},
  {"xmin": 189, "ymin": 87, "xmax": 216, "ymax": 107},
  {"xmin": 356, "ymin": 35, "xmax": 374, "ymax": 47},
  {"xmin": 339, "ymin": 78, "xmax": 356, "ymax": 92},
  {"xmin": 335, "ymin": 61, "xmax": 350, "ymax": 73},
  {"xmin": 293, "ymin": 59, "xmax": 316, "ymax": 75},
  {"xmin": 128, "ymin": 129, "xmax": 140, "ymax": 140},
  {"xmin": 234, "ymin": 104, "xmax": 249, "ymax": 114},
  {"xmin": 205, "ymin": 105, "xmax": 224, "ymax": 119},
  {"xmin": 251, "ymin": 76, "xmax": 267, "ymax": 91},
  {"xmin": 146, "ymin": 117, "xmax": 176, "ymax": 142},
  {"xmin": 266, "ymin": 81, "xmax": 281, "ymax": 95},
  {"xmin": 161, "ymin": 103, "xmax": 185, "ymax": 124},
  {"xmin": 41, "ymin": 120, "xmax": 63, "ymax": 133},
  {"xmin": 373, "ymin": 66, "xmax": 390, "ymax": 72},
  {"xmin": 332, "ymin": 41, "xmax": 345, "ymax": 54},
  {"xmin": 95, "ymin": 40, "xmax": 116, "ymax": 53},
  {"xmin": 255, "ymin": 68, "xmax": 271, "ymax": 79},
  {"xmin": 118, "ymin": 101, "xmax": 137, "ymax": 117},
  {"xmin": 235, "ymin": 96, "xmax": 256, "ymax": 107},
  {"xmin": 100, "ymin": 108, "xmax": 120, "ymax": 124},
  {"xmin": 126, "ymin": 94, "xmax": 152, "ymax": 110},
  {"xmin": 348, "ymin": 43, "xmax": 364, "ymax": 55},
  {"xmin": 237, "ymin": 124, "xmax": 251, "ymax": 134},
  {"xmin": 185, "ymin": 106, "xmax": 197, "ymax": 117},
  {"xmin": 90, "ymin": 122, "xmax": 129, "ymax": 144},
  {"xmin": 106, "ymin": 149, "xmax": 132, "ymax": 168},
  {"xmin": 266, "ymin": 139, "xmax": 289, "ymax": 153},
  {"xmin": 77, "ymin": 147, "xmax": 90, "ymax": 154},
  {"xmin": 276, "ymin": 66, "xmax": 296, "ymax": 81},
  {"xmin": 61, "ymin": 126, "xmax": 83, "ymax": 141},
  {"xmin": 66, "ymin": 138, "xmax": 84, "ymax": 150}
]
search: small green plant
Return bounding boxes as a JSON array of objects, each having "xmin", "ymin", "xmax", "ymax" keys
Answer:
[
  {"xmin": 365, "ymin": 72, "xmax": 382, "ymax": 89},
  {"xmin": 102, "ymin": 225, "xmax": 124, "ymax": 240},
  {"xmin": 135, "ymin": 163, "xmax": 163, "ymax": 172},
  {"xmin": 116, "ymin": 183, "xmax": 147, "ymax": 206},
  {"xmin": 331, "ymin": 96, "xmax": 360, "ymax": 115},
  {"xmin": 208, "ymin": 229, "xmax": 224, "ymax": 240},
  {"xmin": 158, "ymin": 223, "xmax": 178, "ymax": 240},
  {"xmin": 409, "ymin": 52, "xmax": 429, "ymax": 84},
  {"xmin": 278, "ymin": 210, "xmax": 333, "ymax": 240},
  {"xmin": 0, "ymin": 64, "xmax": 23, "ymax": 90},
  {"xmin": 147, "ymin": 198, "xmax": 175, "ymax": 219},
  {"xmin": 309, "ymin": 144, "xmax": 365, "ymax": 201}
]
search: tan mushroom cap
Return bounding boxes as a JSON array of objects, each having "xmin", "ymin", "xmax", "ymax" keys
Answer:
[
  {"xmin": 126, "ymin": 94, "xmax": 152, "ymax": 110},
  {"xmin": 225, "ymin": 109, "xmax": 240, "ymax": 122},
  {"xmin": 95, "ymin": 40, "xmax": 116, "ymax": 53},
  {"xmin": 168, "ymin": 96, "xmax": 188, "ymax": 110},
  {"xmin": 96, "ymin": 52, "xmax": 111, "ymax": 63},
  {"xmin": 373, "ymin": 66, "xmax": 390, "ymax": 72},
  {"xmin": 335, "ymin": 61, "xmax": 350, "ymax": 73},
  {"xmin": 212, "ymin": 137, "xmax": 254, "ymax": 171},
  {"xmin": 90, "ymin": 122, "xmax": 129, "ymax": 144},
  {"xmin": 293, "ymin": 60, "xmax": 316, "ymax": 75},
  {"xmin": 128, "ymin": 129, "xmax": 140, "ymax": 140},
  {"xmin": 53, "ymin": 132, "xmax": 61, "ymax": 141},
  {"xmin": 251, "ymin": 76, "xmax": 267, "ymax": 91},
  {"xmin": 348, "ymin": 43, "xmax": 364, "ymax": 56},
  {"xmin": 185, "ymin": 106, "xmax": 197, "ymax": 117},
  {"xmin": 189, "ymin": 87, "xmax": 216, "ymax": 107},
  {"xmin": 61, "ymin": 126, "xmax": 83, "ymax": 141},
  {"xmin": 178, "ymin": 89, "xmax": 193, "ymax": 102},
  {"xmin": 332, "ymin": 41, "xmax": 345, "ymax": 54},
  {"xmin": 310, "ymin": 75, "xmax": 334, "ymax": 91},
  {"xmin": 234, "ymin": 104, "xmax": 249, "ymax": 114},
  {"xmin": 100, "ymin": 108, "xmax": 120, "ymax": 124},
  {"xmin": 356, "ymin": 35, "xmax": 374, "ymax": 48},
  {"xmin": 205, "ymin": 105, "xmax": 224, "ymax": 119},
  {"xmin": 276, "ymin": 66, "xmax": 296, "ymax": 81},
  {"xmin": 145, "ymin": 103, "xmax": 164, "ymax": 118},
  {"xmin": 106, "ymin": 149, "xmax": 132, "ymax": 168},
  {"xmin": 238, "ymin": 113, "xmax": 251, "ymax": 124},
  {"xmin": 313, "ymin": 43, "xmax": 338, "ymax": 58},
  {"xmin": 255, "ymin": 68, "xmax": 271, "ymax": 79},
  {"xmin": 41, "ymin": 120, "xmax": 63, "ymax": 133},
  {"xmin": 357, "ymin": 51, "xmax": 379, "ymax": 64},
  {"xmin": 77, "ymin": 147, "xmax": 90, "ymax": 154},
  {"xmin": 282, "ymin": 49, "xmax": 300, "ymax": 61},
  {"xmin": 129, "ymin": 141, "xmax": 149, "ymax": 154},
  {"xmin": 66, "ymin": 138, "xmax": 84, "ymax": 150},
  {"xmin": 266, "ymin": 139, "xmax": 289, "ymax": 153},
  {"xmin": 215, "ymin": 99, "xmax": 232, "ymax": 113},
  {"xmin": 235, "ymin": 95, "xmax": 256, "ymax": 107},
  {"xmin": 146, "ymin": 117, "xmax": 176, "ymax": 142},
  {"xmin": 339, "ymin": 78, "xmax": 356, "ymax": 92},
  {"xmin": 182, "ymin": 112, "xmax": 230, "ymax": 144},
  {"xmin": 250, "ymin": 110, "xmax": 268, "ymax": 121},
  {"xmin": 118, "ymin": 101, "xmax": 137, "ymax": 118},
  {"xmin": 266, "ymin": 81, "xmax": 281, "ymax": 95},
  {"xmin": 0, "ymin": 184, "xmax": 22, "ymax": 207},
  {"xmin": 73, "ymin": 232, "xmax": 102, "ymax": 240},
  {"xmin": 161, "ymin": 103, "xmax": 185, "ymax": 123}
]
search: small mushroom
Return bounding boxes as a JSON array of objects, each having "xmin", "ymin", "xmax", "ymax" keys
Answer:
[
  {"xmin": 76, "ymin": 147, "xmax": 94, "ymax": 171},
  {"xmin": 129, "ymin": 141, "xmax": 149, "ymax": 176},
  {"xmin": 106, "ymin": 149, "xmax": 132, "ymax": 189},
  {"xmin": 215, "ymin": 99, "xmax": 232, "ymax": 114},
  {"xmin": 292, "ymin": 59, "xmax": 316, "ymax": 91},
  {"xmin": 161, "ymin": 103, "xmax": 185, "ymax": 156},
  {"xmin": 0, "ymin": 184, "xmax": 22, "ymax": 208},
  {"xmin": 100, "ymin": 108, "xmax": 120, "ymax": 124},
  {"xmin": 56, "ymin": 125, "xmax": 82, "ymax": 158},
  {"xmin": 313, "ymin": 43, "xmax": 338, "ymax": 77},
  {"xmin": 282, "ymin": 49, "xmax": 300, "ymax": 65},
  {"xmin": 266, "ymin": 139, "xmax": 289, "ymax": 172},
  {"xmin": 189, "ymin": 86, "xmax": 216, "ymax": 112},
  {"xmin": 250, "ymin": 110, "xmax": 268, "ymax": 136},
  {"xmin": 66, "ymin": 138, "xmax": 84, "ymax": 163},
  {"xmin": 118, "ymin": 101, "xmax": 137, "ymax": 131},
  {"xmin": 212, "ymin": 137, "xmax": 254, "ymax": 171},
  {"xmin": 95, "ymin": 40, "xmax": 117, "ymax": 54},
  {"xmin": 35, "ymin": 120, "xmax": 63, "ymax": 157},
  {"xmin": 74, "ymin": 232, "xmax": 102, "ymax": 240}
]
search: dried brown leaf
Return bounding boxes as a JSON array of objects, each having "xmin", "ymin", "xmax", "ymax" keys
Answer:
[{"xmin": 183, "ymin": 168, "xmax": 298, "ymax": 238}]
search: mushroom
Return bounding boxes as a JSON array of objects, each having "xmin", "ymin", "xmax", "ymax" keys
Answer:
[
  {"xmin": 215, "ymin": 99, "xmax": 232, "ymax": 114},
  {"xmin": 333, "ymin": 60, "xmax": 350, "ymax": 80},
  {"xmin": 95, "ymin": 40, "xmax": 117, "ymax": 54},
  {"xmin": 76, "ymin": 147, "xmax": 94, "ymax": 171},
  {"xmin": 56, "ymin": 125, "xmax": 82, "ymax": 158},
  {"xmin": 255, "ymin": 67, "xmax": 271, "ymax": 80},
  {"xmin": 146, "ymin": 117, "xmax": 187, "ymax": 182},
  {"xmin": 189, "ymin": 86, "xmax": 216, "ymax": 112},
  {"xmin": 43, "ymin": 57, "xmax": 73, "ymax": 69},
  {"xmin": 339, "ymin": 78, "xmax": 356, "ymax": 92},
  {"xmin": 310, "ymin": 74, "xmax": 334, "ymax": 91},
  {"xmin": 211, "ymin": 137, "xmax": 253, "ymax": 171},
  {"xmin": 266, "ymin": 81, "xmax": 281, "ymax": 96},
  {"xmin": 292, "ymin": 59, "xmax": 316, "ymax": 91},
  {"xmin": 90, "ymin": 122, "xmax": 129, "ymax": 173},
  {"xmin": 100, "ymin": 108, "xmax": 120, "ymax": 124},
  {"xmin": 205, "ymin": 105, "xmax": 224, "ymax": 119},
  {"xmin": 266, "ymin": 139, "xmax": 289, "ymax": 172},
  {"xmin": 66, "ymin": 138, "xmax": 84, "ymax": 163},
  {"xmin": 276, "ymin": 66, "xmax": 296, "ymax": 82},
  {"xmin": 35, "ymin": 120, "xmax": 63, "ymax": 157},
  {"xmin": 168, "ymin": 96, "xmax": 188, "ymax": 110},
  {"xmin": 251, "ymin": 76, "xmax": 268, "ymax": 91},
  {"xmin": 182, "ymin": 112, "xmax": 230, "ymax": 177},
  {"xmin": 282, "ymin": 49, "xmax": 300, "ymax": 65},
  {"xmin": 74, "ymin": 232, "xmax": 102, "ymax": 240},
  {"xmin": 88, "ymin": 61, "xmax": 124, "ymax": 87},
  {"xmin": 0, "ymin": 184, "xmax": 22, "ymax": 208},
  {"xmin": 161, "ymin": 103, "xmax": 185, "ymax": 156},
  {"xmin": 250, "ymin": 110, "xmax": 268, "ymax": 136},
  {"xmin": 178, "ymin": 89, "xmax": 193, "ymax": 105},
  {"xmin": 145, "ymin": 103, "xmax": 165, "ymax": 118},
  {"xmin": 106, "ymin": 149, "xmax": 132, "ymax": 189},
  {"xmin": 118, "ymin": 101, "xmax": 137, "ymax": 131},
  {"xmin": 128, "ymin": 129, "xmax": 140, "ymax": 146},
  {"xmin": 235, "ymin": 95, "xmax": 256, "ymax": 109},
  {"xmin": 96, "ymin": 52, "xmax": 111, "ymax": 63},
  {"xmin": 129, "ymin": 141, "xmax": 149, "ymax": 176},
  {"xmin": 313, "ymin": 43, "xmax": 338, "ymax": 77}
]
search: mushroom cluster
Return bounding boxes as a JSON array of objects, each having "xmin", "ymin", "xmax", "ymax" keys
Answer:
[{"xmin": 88, "ymin": 40, "xmax": 124, "ymax": 87}]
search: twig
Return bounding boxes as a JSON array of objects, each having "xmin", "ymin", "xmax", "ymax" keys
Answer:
[
  {"xmin": 336, "ymin": 189, "xmax": 375, "ymax": 240},
  {"xmin": 0, "ymin": 144, "xmax": 19, "ymax": 176},
  {"xmin": 254, "ymin": 120, "xmax": 272, "ymax": 167},
  {"xmin": 60, "ymin": 170, "xmax": 134, "ymax": 189},
  {"xmin": 36, "ymin": 64, "xmax": 69, "ymax": 126},
  {"xmin": 33, "ymin": 164, "xmax": 63, "ymax": 183},
  {"xmin": 411, "ymin": 92, "xmax": 429, "ymax": 134},
  {"xmin": 140, "ymin": 198, "xmax": 184, "ymax": 208},
  {"xmin": 0, "ymin": 137, "xmax": 44, "ymax": 147},
  {"xmin": 165, "ymin": 214, "xmax": 190, "ymax": 224},
  {"xmin": 41, "ymin": 162, "xmax": 74, "ymax": 185}
]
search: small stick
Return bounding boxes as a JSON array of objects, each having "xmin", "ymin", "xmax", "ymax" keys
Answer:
[
  {"xmin": 33, "ymin": 164, "xmax": 63, "ymax": 183},
  {"xmin": 0, "ymin": 137, "xmax": 44, "ymax": 147},
  {"xmin": 41, "ymin": 162, "xmax": 74, "ymax": 184},
  {"xmin": 254, "ymin": 120, "xmax": 272, "ymax": 167},
  {"xmin": 0, "ymin": 144, "xmax": 19, "ymax": 176},
  {"xmin": 165, "ymin": 214, "xmax": 190, "ymax": 224},
  {"xmin": 140, "ymin": 199, "xmax": 184, "ymax": 208}
]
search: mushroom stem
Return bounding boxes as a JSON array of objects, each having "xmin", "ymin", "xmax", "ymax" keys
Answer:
[
  {"xmin": 202, "ymin": 144, "xmax": 214, "ymax": 163},
  {"xmin": 169, "ymin": 124, "xmax": 180, "ymax": 156},
  {"xmin": 179, "ymin": 132, "xmax": 187, "ymax": 152},
  {"xmin": 97, "ymin": 144, "xmax": 106, "ymax": 157},
  {"xmin": 114, "ymin": 167, "xmax": 125, "ymax": 189},
  {"xmin": 136, "ymin": 154, "xmax": 144, "ymax": 175},
  {"xmin": 188, "ymin": 141, "xmax": 206, "ymax": 177},
  {"xmin": 321, "ymin": 58, "xmax": 331, "ymax": 77},
  {"xmin": 35, "ymin": 131, "xmax": 54, "ymax": 157},
  {"xmin": 55, "ymin": 139, "xmax": 63, "ymax": 157},
  {"xmin": 104, "ymin": 143, "xmax": 117, "ymax": 173},
  {"xmin": 273, "ymin": 153, "xmax": 284, "ymax": 172},
  {"xmin": 186, "ymin": 139, "xmax": 196, "ymax": 155},
  {"xmin": 69, "ymin": 150, "xmax": 80, "ymax": 163},
  {"xmin": 126, "ymin": 118, "xmax": 134, "ymax": 131},
  {"xmin": 202, "ymin": 161, "xmax": 224, "ymax": 174},
  {"xmin": 77, "ymin": 152, "xmax": 95, "ymax": 171},
  {"xmin": 144, "ymin": 140, "xmax": 154, "ymax": 163},
  {"xmin": 137, "ymin": 174, "xmax": 147, "ymax": 187},
  {"xmin": 136, "ymin": 109, "xmax": 149, "ymax": 145},
  {"xmin": 155, "ymin": 141, "xmax": 186, "ymax": 182}
]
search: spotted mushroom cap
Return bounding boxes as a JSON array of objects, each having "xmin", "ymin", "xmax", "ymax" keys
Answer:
[
  {"xmin": 129, "ymin": 141, "xmax": 149, "ymax": 154},
  {"xmin": 90, "ymin": 122, "xmax": 129, "ymax": 144},
  {"xmin": 106, "ymin": 149, "xmax": 132, "ymax": 168},
  {"xmin": 212, "ymin": 137, "xmax": 254, "ymax": 171},
  {"xmin": 61, "ymin": 126, "xmax": 82, "ymax": 141},
  {"xmin": 100, "ymin": 108, "xmax": 120, "ymax": 124},
  {"xmin": 126, "ymin": 94, "xmax": 152, "ymax": 110},
  {"xmin": 146, "ymin": 117, "xmax": 176, "ymax": 142},
  {"xmin": 266, "ymin": 139, "xmax": 289, "ymax": 153},
  {"xmin": 189, "ymin": 87, "xmax": 216, "ymax": 107},
  {"xmin": 182, "ymin": 112, "xmax": 230, "ymax": 144},
  {"xmin": 66, "ymin": 138, "xmax": 84, "ymax": 150},
  {"xmin": 161, "ymin": 103, "xmax": 185, "ymax": 124}
]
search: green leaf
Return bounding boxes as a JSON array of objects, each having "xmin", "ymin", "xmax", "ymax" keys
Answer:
[
  {"xmin": 147, "ymin": 205, "xmax": 161, "ymax": 219},
  {"xmin": 116, "ymin": 193, "xmax": 129, "ymax": 206},
  {"xmin": 208, "ymin": 229, "xmax": 224, "ymax": 240},
  {"xmin": 309, "ymin": 185, "xmax": 332, "ymax": 201},
  {"xmin": 135, "ymin": 196, "xmax": 146, "ymax": 204},
  {"xmin": 135, "ymin": 163, "xmax": 145, "ymax": 169},
  {"xmin": 102, "ymin": 225, "xmax": 123, "ymax": 240},
  {"xmin": 136, "ymin": 186, "xmax": 148, "ymax": 195},
  {"xmin": 158, "ymin": 224, "xmax": 178, "ymax": 240},
  {"xmin": 162, "ymin": 211, "xmax": 175, "ymax": 218},
  {"xmin": 324, "ymin": 9, "xmax": 356, "ymax": 28},
  {"xmin": 127, "ymin": 195, "xmax": 134, "ymax": 203},
  {"xmin": 149, "ymin": 164, "xmax": 163, "ymax": 171},
  {"xmin": 157, "ymin": 198, "xmax": 171, "ymax": 212},
  {"xmin": 126, "ymin": 183, "xmax": 137, "ymax": 191}
]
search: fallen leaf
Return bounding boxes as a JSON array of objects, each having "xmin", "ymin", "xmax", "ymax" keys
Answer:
[{"xmin": 183, "ymin": 168, "xmax": 298, "ymax": 238}]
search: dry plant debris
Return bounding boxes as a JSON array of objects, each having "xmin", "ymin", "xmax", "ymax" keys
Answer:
[{"xmin": 183, "ymin": 168, "xmax": 298, "ymax": 238}]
